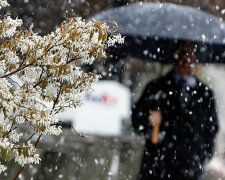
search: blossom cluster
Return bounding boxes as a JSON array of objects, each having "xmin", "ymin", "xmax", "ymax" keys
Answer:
[
  {"xmin": 0, "ymin": 0, "xmax": 8, "ymax": 9},
  {"xmin": 0, "ymin": 0, "xmax": 124, "ymax": 174}
]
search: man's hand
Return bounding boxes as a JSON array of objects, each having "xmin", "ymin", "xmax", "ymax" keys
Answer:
[{"xmin": 149, "ymin": 110, "xmax": 162, "ymax": 126}]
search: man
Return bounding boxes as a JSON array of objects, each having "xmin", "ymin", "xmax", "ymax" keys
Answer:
[{"xmin": 132, "ymin": 43, "xmax": 219, "ymax": 180}]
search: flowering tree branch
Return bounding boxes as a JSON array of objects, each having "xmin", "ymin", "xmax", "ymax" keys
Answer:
[{"xmin": 0, "ymin": 0, "xmax": 124, "ymax": 177}]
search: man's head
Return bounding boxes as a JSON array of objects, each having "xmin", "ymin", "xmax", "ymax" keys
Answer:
[{"xmin": 174, "ymin": 42, "xmax": 197, "ymax": 78}]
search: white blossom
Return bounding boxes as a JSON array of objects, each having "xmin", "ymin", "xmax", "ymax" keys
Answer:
[
  {"xmin": 22, "ymin": 67, "xmax": 40, "ymax": 83},
  {"xmin": 15, "ymin": 153, "xmax": 41, "ymax": 167},
  {"xmin": 9, "ymin": 130, "xmax": 23, "ymax": 143},
  {"xmin": 44, "ymin": 83, "xmax": 58, "ymax": 97},
  {"xmin": 0, "ymin": 164, "xmax": 6, "ymax": 174},
  {"xmin": 15, "ymin": 116, "xmax": 25, "ymax": 124},
  {"xmin": 0, "ymin": 16, "xmax": 22, "ymax": 38},
  {"xmin": 0, "ymin": 138, "xmax": 13, "ymax": 149},
  {"xmin": 0, "ymin": 0, "xmax": 8, "ymax": 9}
]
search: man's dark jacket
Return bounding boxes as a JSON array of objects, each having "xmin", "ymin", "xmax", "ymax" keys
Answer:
[{"xmin": 132, "ymin": 70, "xmax": 219, "ymax": 180}]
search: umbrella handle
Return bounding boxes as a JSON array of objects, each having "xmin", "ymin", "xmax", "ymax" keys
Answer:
[{"xmin": 152, "ymin": 124, "xmax": 160, "ymax": 144}]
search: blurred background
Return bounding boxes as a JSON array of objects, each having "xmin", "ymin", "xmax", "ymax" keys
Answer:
[{"xmin": 2, "ymin": 0, "xmax": 225, "ymax": 179}]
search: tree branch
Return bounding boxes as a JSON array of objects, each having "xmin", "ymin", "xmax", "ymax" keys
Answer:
[
  {"xmin": 0, "ymin": 63, "xmax": 32, "ymax": 78},
  {"xmin": 51, "ymin": 83, "xmax": 63, "ymax": 114},
  {"xmin": 34, "ymin": 134, "xmax": 42, "ymax": 148},
  {"xmin": 13, "ymin": 166, "xmax": 25, "ymax": 180},
  {"xmin": 2, "ymin": 127, "xmax": 17, "ymax": 138},
  {"xmin": 58, "ymin": 120, "xmax": 86, "ymax": 137},
  {"xmin": 24, "ymin": 133, "xmax": 35, "ymax": 145},
  {"xmin": 13, "ymin": 133, "xmax": 42, "ymax": 180}
]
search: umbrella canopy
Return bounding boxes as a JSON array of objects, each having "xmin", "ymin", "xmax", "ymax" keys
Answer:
[{"xmin": 92, "ymin": 2, "xmax": 225, "ymax": 63}]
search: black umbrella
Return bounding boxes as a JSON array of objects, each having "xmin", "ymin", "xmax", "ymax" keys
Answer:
[{"xmin": 92, "ymin": 2, "xmax": 225, "ymax": 63}]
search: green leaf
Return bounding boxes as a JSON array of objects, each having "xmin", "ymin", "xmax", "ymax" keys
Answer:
[
  {"xmin": 23, "ymin": 149, "xmax": 27, "ymax": 157},
  {"xmin": 1, "ymin": 149, "xmax": 7, "ymax": 160},
  {"xmin": 18, "ymin": 149, "xmax": 22, "ymax": 155},
  {"xmin": 58, "ymin": 65, "xmax": 63, "ymax": 76},
  {"xmin": 6, "ymin": 152, "xmax": 12, "ymax": 161}
]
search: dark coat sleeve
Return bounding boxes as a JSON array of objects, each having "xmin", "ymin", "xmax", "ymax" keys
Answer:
[
  {"xmin": 131, "ymin": 80, "xmax": 160, "ymax": 134},
  {"xmin": 202, "ymin": 90, "xmax": 219, "ymax": 163}
]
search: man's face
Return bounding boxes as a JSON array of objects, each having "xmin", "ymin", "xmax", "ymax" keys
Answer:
[{"xmin": 176, "ymin": 44, "xmax": 196, "ymax": 73}]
